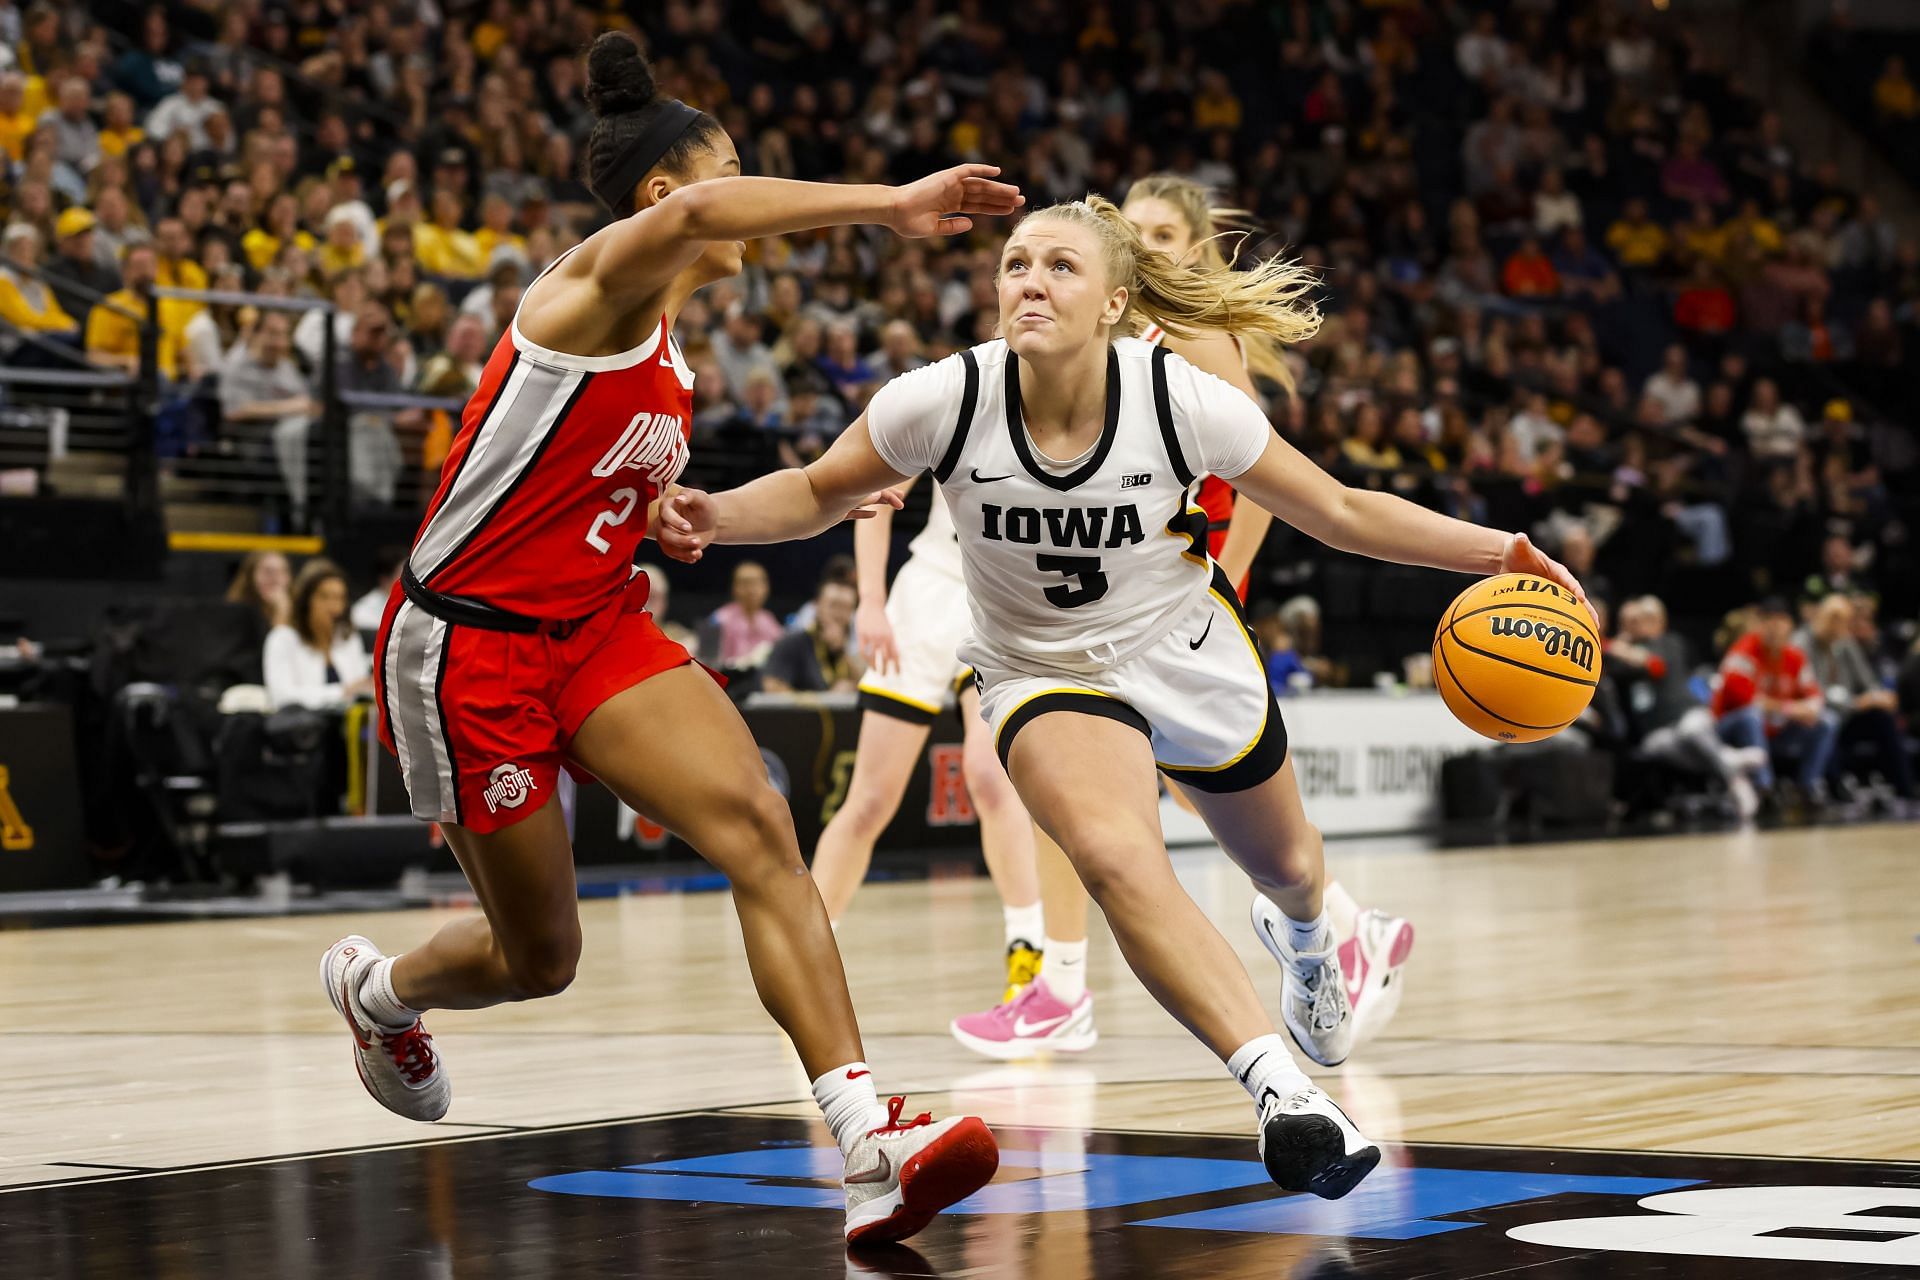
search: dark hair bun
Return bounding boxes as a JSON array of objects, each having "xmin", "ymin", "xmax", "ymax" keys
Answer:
[{"xmin": 585, "ymin": 32, "xmax": 656, "ymax": 119}]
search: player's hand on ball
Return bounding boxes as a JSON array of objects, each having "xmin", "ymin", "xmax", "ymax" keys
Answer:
[
  {"xmin": 1500, "ymin": 532, "xmax": 1598, "ymax": 629},
  {"xmin": 857, "ymin": 601, "xmax": 900, "ymax": 675},
  {"xmin": 660, "ymin": 488, "xmax": 718, "ymax": 563}
]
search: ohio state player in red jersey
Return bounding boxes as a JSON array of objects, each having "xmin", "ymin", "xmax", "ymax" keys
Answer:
[{"xmin": 317, "ymin": 32, "xmax": 1021, "ymax": 1247}]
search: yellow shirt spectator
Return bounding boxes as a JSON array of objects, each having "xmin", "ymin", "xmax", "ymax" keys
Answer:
[
  {"xmin": 471, "ymin": 16, "xmax": 510, "ymax": 62},
  {"xmin": 1606, "ymin": 217, "xmax": 1668, "ymax": 269},
  {"xmin": 155, "ymin": 255, "xmax": 208, "ymax": 323},
  {"xmin": 0, "ymin": 265, "xmax": 78, "ymax": 334},
  {"xmin": 1194, "ymin": 89, "xmax": 1242, "ymax": 132},
  {"xmin": 414, "ymin": 220, "xmax": 486, "ymax": 280},
  {"xmin": 1677, "ymin": 220, "xmax": 1726, "ymax": 265},
  {"xmin": 1875, "ymin": 60, "xmax": 1919, "ymax": 119},
  {"xmin": 242, "ymin": 227, "xmax": 317, "ymax": 273},
  {"xmin": 319, "ymin": 240, "xmax": 367, "ymax": 277},
  {"xmin": 1342, "ymin": 438, "xmax": 1403, "ymax": 470},
  {"xmin": 0, "ymin": 109, "xmax": 34, "ymax": 162},
  {"xmin": 1723, "ymin": 211, "xmax": 1782, "ymax": 257},
  {"xmin": 472, "ymin": 226, "xmax": 526, "ymax": 264},
  {"xmin": 98, "ymin": 124, "xmax": 146, "ymax": 159},
  {"xmin": 86, "ymin": 289, "xmax": 182, "ymax": 379},
  {"xmin": 156, "ymin": 255, "xmax": 208, "ymax": 293}
]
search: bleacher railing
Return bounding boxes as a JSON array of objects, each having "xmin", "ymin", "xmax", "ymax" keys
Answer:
[
  {"xmin": 0, "ymin": 261, "xmax": 150, "ymax": 507},
  {"xmin": 144, "ymin": 284, "xmax": 465, "ymax": 535}
]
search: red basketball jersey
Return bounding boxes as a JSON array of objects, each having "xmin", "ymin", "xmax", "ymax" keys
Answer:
[{"xmin": 408, "ymin": 310, "xmax": 694, "ymax": 618}]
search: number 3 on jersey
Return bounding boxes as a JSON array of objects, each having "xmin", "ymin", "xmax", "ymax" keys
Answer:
[
  {"xmin": 1038, "ymin": 553, "xmax": 1109, "ymax": 608},
  {"xmin": 585, "ymin": 487, "xmax": 640, "ymax": 554}
]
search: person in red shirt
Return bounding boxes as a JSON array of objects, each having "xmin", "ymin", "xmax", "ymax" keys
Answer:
[
  {"xmin": 1501, "ymin": 236, "xmax": 1560, "ymax": 298},
  {"xmin": 1673, "ymin": 259, "xmax": 1738, "ymax": 335},
  {"xmin": 1712, "ymin": 597, "xmax": 1840, "ymax": 799}
]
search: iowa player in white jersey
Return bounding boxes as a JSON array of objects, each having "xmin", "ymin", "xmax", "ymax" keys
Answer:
[
  {"xmin": 662, "ymin": 196, "xmax": 1589, "ymax": 1200},
  {"xmin": 808, "ymin": 480, "xmax": 1054, "ymax": 1018},
  {"xmin": 948, "ymin": 176, "xmax": 1417, "ymax": 1063}
]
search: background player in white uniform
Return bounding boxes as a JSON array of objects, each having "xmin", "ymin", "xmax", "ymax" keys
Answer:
[
  {"xmin": 662, "ymin": 196, "xmax": 1589, "ymax": 1200},
  {"xmin": 948, "ymin": 176, "xmax": 1416, "ymax": 1062},
  {"xmin": 808, "ymin": 479, "xmax": 1051, "ymax": 1011}
]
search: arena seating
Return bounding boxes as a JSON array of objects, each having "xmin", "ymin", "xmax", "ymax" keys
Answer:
[{"xmin": 1, "ymin": 0, "xmax": 1915, "ymax": 882}]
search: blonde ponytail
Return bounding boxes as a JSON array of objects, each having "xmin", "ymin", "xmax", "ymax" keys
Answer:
[{"xmin": 1117, "ymin": 174, "xmax": 1304, "ymax": 391}]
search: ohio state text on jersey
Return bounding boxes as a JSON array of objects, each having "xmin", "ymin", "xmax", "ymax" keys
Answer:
[{"xmin": 406, "ymin": 311, "xmax": 694, "ymax": 619}]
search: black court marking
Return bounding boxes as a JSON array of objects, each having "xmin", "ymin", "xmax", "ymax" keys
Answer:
[{"xmin": 3, "ymin": 1113, "xmax": 1916, "ymax": 1278}]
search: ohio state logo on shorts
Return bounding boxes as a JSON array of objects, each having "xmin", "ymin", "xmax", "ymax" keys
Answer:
[{"xmin": 484, "ymin": 763, "xmax": 539, "ymax": 814}]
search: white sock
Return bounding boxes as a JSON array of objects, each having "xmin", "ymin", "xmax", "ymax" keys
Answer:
[
  {"xmin": 1228, "ymin": 1033, "xmax": 1311, "ymax": 1110},
  {"xmin": 1039, "ymin": 935, "xmax": 1088, "ymax": 1002},
  {"xmin": 1003, "ymin": 901, "xmax": 1044, "ymax": 951},
  {"xmin": 1322, "ymin": 881, "xmax": 1360, "ymax": 941},
  {"xmin": 1285, "ymin": 909, "xmax": 1333, "ymax": 960},
  {"xmin": 357, "ymin": 956, "xmax": 421, "ymax": 1031},
  {"xmin": 811, "ymin": 1062, "xmax": 889, "ymax": 1155}
]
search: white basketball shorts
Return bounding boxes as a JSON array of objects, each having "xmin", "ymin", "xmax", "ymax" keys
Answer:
[
  {"xmin": 856, "ymin": 557, "xmax": 974, "ymax": 725},
  {"xmin": 974, "ymin": 567, "xmax": 1289, "ymax": 793}
]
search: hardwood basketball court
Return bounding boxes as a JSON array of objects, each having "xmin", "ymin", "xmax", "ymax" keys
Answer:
[{"xmin": 2, "ymin": 822, "xmax": 1915, "ymax": 1276}]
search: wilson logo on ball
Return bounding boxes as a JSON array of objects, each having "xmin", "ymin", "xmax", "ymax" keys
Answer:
[{"xmin": 1487, "ymin": 615, "xmax": 1596, "ymax": 672}]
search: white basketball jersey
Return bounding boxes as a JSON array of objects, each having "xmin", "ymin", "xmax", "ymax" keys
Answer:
[{"xmin": 865, "ymin": 336, "xmax": 1273, "ymax": 676}]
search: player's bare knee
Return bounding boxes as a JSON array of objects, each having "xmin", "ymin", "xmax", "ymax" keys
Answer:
[
  {"xmin": 503, "ymin": 933, "xmax": 581, "ymax": 1000},
  {"xmin": 1264, "ymin": 821, "xmax": 1323, "ymax": 892},
  {"xmin": 715, "ymin": 785, "xmax": 806, "ymax": 884},
  {"xmin": 960, "ymin": 743, "xmax": 1017, "ymax": 817},
  {"xmin": 1055, "ymin": 826, "xmax": 1161, "ymax": 906},
  {"xmin": 831, "ymin": 782, "xmax": 897, "ymax": 839}
]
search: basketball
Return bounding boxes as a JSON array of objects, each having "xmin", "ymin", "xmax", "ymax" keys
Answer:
[{"xmin": 1432, "ymin": 573, "xmax": 1600, "ymax": 743}]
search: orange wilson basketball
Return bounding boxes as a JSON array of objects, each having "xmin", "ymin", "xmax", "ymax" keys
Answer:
[{"xmin": 1432, "ymin": 573, "xmax": 1600, "ymax": 743}]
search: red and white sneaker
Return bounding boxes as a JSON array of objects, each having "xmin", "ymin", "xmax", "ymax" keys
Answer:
[
  {"xmin": 319, "ymin": 935, "xmax": 450, "ymax": 1122},
  {"xmin": 948, "ymin": 976, "xmax": 1097, "ymax": 1061},
  {"xmin": 1340, "ymin": 908, "xmax": 1415, "ymax": 1050},
  {"xmin": 843, "ymin": 1096, "xmax": 999, "ymax": 1245}
]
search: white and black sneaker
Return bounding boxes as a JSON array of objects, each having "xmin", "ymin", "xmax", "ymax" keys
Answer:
[
  {"xmin": 1251, "ymin": 893, "xmax": 1355, "ymax": 1067},
  {"xmin": 1257, "ymin": 1084, "xmax": 1380, "ymax": 1200}
]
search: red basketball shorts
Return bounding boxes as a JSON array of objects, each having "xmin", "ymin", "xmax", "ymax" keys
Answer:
[{"xmin": 373, "ymin": 584, "xmax": 694, "ymax": 834}]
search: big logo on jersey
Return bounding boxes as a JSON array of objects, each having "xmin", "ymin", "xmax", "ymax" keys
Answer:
[{"xmin": 593, "ymin": 411, "xmax": 689, "ymax": 487}]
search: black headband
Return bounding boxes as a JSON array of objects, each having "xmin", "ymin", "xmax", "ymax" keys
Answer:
[{"xmin": 592, "ymin": 99, "xmax": 704, "ymax": 213}]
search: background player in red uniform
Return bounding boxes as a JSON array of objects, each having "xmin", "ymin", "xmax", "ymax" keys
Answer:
[{"xmin": 320, "ymin": 33, "xmax": 1020, "ymax": 1247}]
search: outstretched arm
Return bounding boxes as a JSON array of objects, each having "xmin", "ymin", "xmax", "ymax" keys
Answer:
[
  {"xmin": 1227, "ymin": 433, "xmax": 1594, "ymax": 620},
  {"xmin": 659, "ymin": 416, "xmax": 910, "ymax": 559},
  {"xmin": 574, "ymin": 166, "xmax": 1023, "ymax": 308}
]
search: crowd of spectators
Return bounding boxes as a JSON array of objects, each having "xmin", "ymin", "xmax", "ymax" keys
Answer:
[
  {"xmin": 2, "ymin": 0, "xmax": 1916, "ymax": 821},
  {"xmin": 0, "ymin": 0, "xmax": 1910, "ymax": 581}
]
